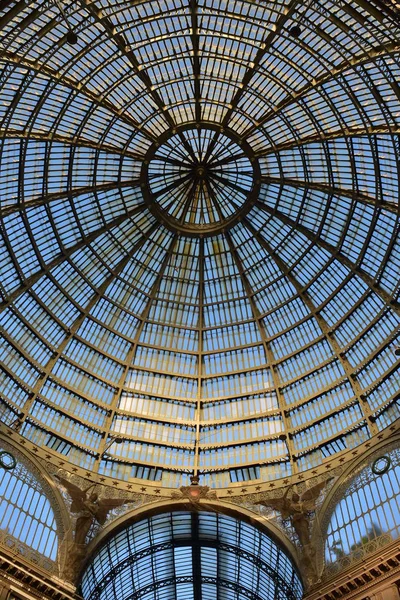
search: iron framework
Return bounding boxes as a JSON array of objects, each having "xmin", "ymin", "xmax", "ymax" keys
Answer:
[{"xmin": 0, "ymin": 0, "xmax": 399, "ymax": 489}]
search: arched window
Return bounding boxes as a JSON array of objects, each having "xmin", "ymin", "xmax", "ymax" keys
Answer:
[
  {"xmin": 325, "ymin": 447, "xmax": 400, "ymax": 571},
  {"xmin": 0, "ymin": 447, "xmax": 58, "ymax": 561},
  {"xmin": 81, "ymin": 510, "xmax": 303, "ymax": 600}
]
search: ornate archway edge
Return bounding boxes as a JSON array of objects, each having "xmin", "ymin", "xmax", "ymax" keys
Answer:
[
  {"xmin": 0, "ymin": 434, "xmax": 72, "ymax": 537},
  {"xmin": 311, "ymin": 428, "xmax": 400, "ymax": 579},
  {"xmin": 0, "ymin": 434, "xmax": 74, "ymax": 578},
  {"xmin": 83, "ymin": 498, "xmax": 303, "ymax": 581},
  {"xmin": 0, "ymin": 420, "xmax": 398, "ymax": 498}
]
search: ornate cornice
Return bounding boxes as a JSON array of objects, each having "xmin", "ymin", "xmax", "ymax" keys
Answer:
[
  {"xmin": 304, "ymin": 539, "xmax": 400, "ymax": 600},
  {"xmin": 1, "ymin": 420, "xmax": 397, "ymax": 498},
  {"xmin": 0, "ymin": 548, "xmax": 80, "ymax": 600}
]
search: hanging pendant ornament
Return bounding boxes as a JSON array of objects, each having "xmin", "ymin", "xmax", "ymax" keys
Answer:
[{"xmin": 52, "ymin": 0, "xmax": 79, "ymax": 45}]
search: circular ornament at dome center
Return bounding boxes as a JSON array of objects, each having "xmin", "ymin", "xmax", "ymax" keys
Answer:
[{"xmin": 142, "ymin": 124, "xmax": 261, "ymax": 236}]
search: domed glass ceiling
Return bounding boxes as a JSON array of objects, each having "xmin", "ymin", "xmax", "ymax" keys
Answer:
[{"xmin": 0, "ymin": 0, "xmax": 399, "ymax": 489}]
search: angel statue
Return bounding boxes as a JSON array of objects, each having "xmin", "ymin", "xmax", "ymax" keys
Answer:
[
  {"xmin": 56, "ymin": 475, "xmax": 129, "ymax": 545},
  {"xmin": 56, "ymin": 474, "xmax": 130, "ymax": 581},
  {"xmin": 256, "ymin": 479, "xmax": 333, "ymax": 583}
]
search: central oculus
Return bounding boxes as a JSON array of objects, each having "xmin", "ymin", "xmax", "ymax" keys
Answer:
[{"xmin": 142, "ymin": 124, "xmax": 261, "ymax": 236}]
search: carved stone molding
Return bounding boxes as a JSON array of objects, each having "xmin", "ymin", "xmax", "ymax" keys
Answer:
[{"xmin": 0, "ymin": 548, "xmax": 79, "ymax": 600}]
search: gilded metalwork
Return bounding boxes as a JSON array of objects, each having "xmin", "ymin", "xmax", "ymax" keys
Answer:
[
  {"xmin": 0, "ymin": 0, "xmax": 398, "ymax": 493},
  {"xmin": 371, "ymin": 455, "xmax": 391, "ymax": 474},
  {"xmin": 80, "ymin": 511, "xmax": 303, "ymax": 600}
]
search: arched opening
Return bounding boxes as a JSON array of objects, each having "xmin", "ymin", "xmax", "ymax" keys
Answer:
[
  {"xmin": 80, "ymin": 509, "xmax": 303, "ymax": 600},
  {"xmin": 323, "ymin": 445, "xmax": 400, "ymax": 576},
  {"xmin": 0, "ymin": 445, "xmax": 58, "ymax": 563}
]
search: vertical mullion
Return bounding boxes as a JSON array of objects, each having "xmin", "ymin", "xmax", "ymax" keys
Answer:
[{"xmin": 192, "ymin": 511, "xmax": 202, "ymax": 600}]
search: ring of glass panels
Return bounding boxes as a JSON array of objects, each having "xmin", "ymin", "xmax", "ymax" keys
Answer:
[
  {"xmin": 0, "ymin": 0, "xmax": 399, "ymax": 490},
  {"xmin": 80, "ymin": 511, "xmax": 303, "ymax": 600},
  {"xmin": 142, "ymin": 124, "xmax": 261, "ymax": 236}
]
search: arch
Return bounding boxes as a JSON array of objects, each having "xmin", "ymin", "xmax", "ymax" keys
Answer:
[
  {"xmin": 85, "ymin": 498, "xmax": 301, "ymax": 571},
  {"xmin": 80, "ymin": 500, "xmax": 304, "ymax": 600},
  {"xmin": 313, "ymin": 431, "xmax": 400, "ymax": 578},
  {"xmin": 0, "ymin": 433, "xmax": 72, "ymax": 575}
]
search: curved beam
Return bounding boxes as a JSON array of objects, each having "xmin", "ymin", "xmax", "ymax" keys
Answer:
[
  {"xmin": 17, "ymin": 220, "xmax": 159, "ymax": 426},
  {"xmin": 255, "ymin": 124, "xmax": 400, "ymax": 156},
  {"xmin": 221, "ymin": 0, "xmax": 302, "ymax": 130},
  {"xmin": 128, "ymin": 577, "xmax": 265, "ymax": 600},
  {"xmin": 0, "ymin": 179, "xmax": 141, "ymax": 219},
  {"xmin": 96, "ymin": 233, "xmax": 179, "ymax": 468},
  {"xmin": 201, "ymin": 0, "xmax": 302, "ymax": 164},
  {"xmin": 241, "ymin": 41, "xmax": 400, "ymax": 140},
  {"xmin": 0, "ymin": 128, "xmax": 142, "ymax": 159},
  {"xmin": 0, "ymin": 202, "xmax": 148, "ymax": 312},
  {"xmin": 0, "ymin": 50, "xmax": 156, "ymax": 142},
  {"xmin": 261, "ymin": 175, "xmax": 398, "ymax": 214},
  {"xmin": 0, "ymin": 0, "xmax": 31, "ymax": 29},
  {"xmin": 189, "ymin": 0, "xmax": 202, "ymax": 123},
  {"xmin": 76, "ymin": 0, "xmax": 198, "ymax": 161},
  {"xmin": 255, "ymin": 200, "xmax": 400, "ymax": 315},
  {"xmin": 244, "ymin": 218, "xmax": 377, "ymax": 438},
  {"xmin": 223, "ymin": 229, "xmax": 296, "ymax": 470},
  {"xmin": 194, "ymin": 237, "xmax": 204, "ymax": 478}
]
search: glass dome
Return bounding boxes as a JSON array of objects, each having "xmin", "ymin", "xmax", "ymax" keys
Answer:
[{"xmin": 0, "ymin": 0, "xmax": 399, "ymax": 489}]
